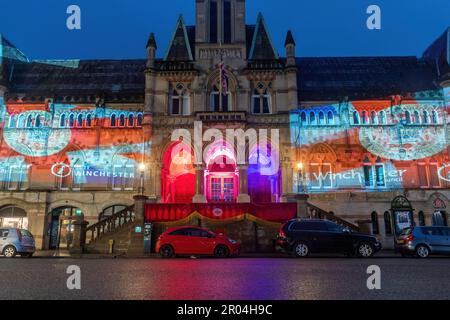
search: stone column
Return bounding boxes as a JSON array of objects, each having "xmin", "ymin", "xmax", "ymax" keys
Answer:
[
  {"xmin": 192, "ymin": 165, "xmax": 207, "ymax": 203},
  {"xmin": 69, "ymin": 220, "xmax": 89, "ymax": 254},
  {"xmin": 281, "ymin": 162, "xmax": 293, "ymax": 202},
  {"xmin": 296, "ymin": 194, "xmax": 310, "ymax": 218},
  {"xmin": 133, "ymin": 195, "xmax": 149, "ymax": 222},
  {"xmin": 237, "ymin": 165, "xmax": 251, "ymax": 203}
]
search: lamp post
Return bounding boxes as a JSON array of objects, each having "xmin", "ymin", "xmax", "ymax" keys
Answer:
[
  {"xmin": 297, "ymin": 162, "xmax": 304, "ymax": 194},
  {"xmin": 138, "ymin": 163, "xmax": 146, "ymax": 195}
]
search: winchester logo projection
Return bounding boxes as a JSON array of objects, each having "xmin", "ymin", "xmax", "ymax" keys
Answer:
[
  {"xmin": 290, "ymin": 90, "xmax": 450, "ymax": 193},
  {"xmin": 0, "ymin": 97, "xmax": 149, "ymax": 190}
]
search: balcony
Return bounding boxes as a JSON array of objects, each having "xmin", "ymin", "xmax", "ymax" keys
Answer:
[{"xmin": 196, "ymin": 111, "xmax": 247, "ymax": 122}]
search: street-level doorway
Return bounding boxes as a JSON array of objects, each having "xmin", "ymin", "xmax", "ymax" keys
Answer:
[{"xmin": 48, "ymin": 207, "xmax": 83, "ymax": 250}]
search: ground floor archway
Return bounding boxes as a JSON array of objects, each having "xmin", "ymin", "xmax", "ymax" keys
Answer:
[
  {"xmin": 0, "ymin": 205, "xmax": 28, "ymax": 229},
  {"xmin": 48, "ymin": 207, "xmax": 84, "ymax": 250}
]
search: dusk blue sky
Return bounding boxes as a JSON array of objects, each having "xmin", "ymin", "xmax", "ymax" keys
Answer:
[{"xmin": 0, "ymin": 0, "xmax": 449, "ymax": 60}]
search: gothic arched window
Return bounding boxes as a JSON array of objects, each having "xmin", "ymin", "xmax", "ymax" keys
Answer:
[
  {"xmin": 384, "ymin": 211, "xmax": 392, "ymax": 235},
  {"xmin": 128, "ymin": 114, "xmax": 134, "ymax": 127},
  {"xmin": 318, "ymin": 112, "xmax": 325, "ymax": 125},
  {"xmin": 77, "ymin": 114, "xmax": 84, "ymax": 128},
  {"xmin": 137, "ymin": 113, "xmax": 143, "ymax": 127},
  {"xmin": 210, "ymin": 84, "xmax": 231, "ymax": 112},
  {"xmin": 309, "ymin": 112, "xmax": 316, "ymax": 125},
  {"xmin": 300, "ymin": 112, "xmax": 307, "ymax": 126},
  {"xmin": 405, "ymin": 111, "xmax": 412, "ymax": 124},
  {"xmin": 60, "ymin": 114, "xmax": 67, "ymax": 128},
  {"xmin": 370, "ymin": 111, "xmax": 377, "ymax": 125},
  {"xmin": 371, "ymin": 211, "xmax": 379, "ymax": 235},
  {"xmin": 327, "ymin": 111, "xmax": 334, "ymax": 125},
  {"xmin": 423, "ymin": 111, "xmax": 429, "ymax": 124},
  {"xmin": 119, "ymin": 114, "xmax": 126, "ymax": 127},
  {"xmin": 86, "ymin": 114, "xmax": 93, "ymax": 127},
  {"xmin": 68, "ymin": 114, "xmax": 75, "ymax": 128},
  {"xmin": 413, "ymin": 110, "xmax": 421, "ymax": 124},
  {"xmin": 170, "ymin": 86, "xmax": 190, "ymax": 116},
  {"xmin": 432, "ymin": 110, "xmax": 439, "ymax": 124},
  {"xmin": 353, "ymin": 111, "xmax": 360, "ymax": 125},
  {"xmin": 252, "ymin": 85, "xmax": 271, "ymax": 114},
  {"xmin": 110, "ymin": 114, "xmax": 117, "ymax": 127},
  {"xmin": 378, "ymin": 111, "xmax": 387, "ymax": 124}
]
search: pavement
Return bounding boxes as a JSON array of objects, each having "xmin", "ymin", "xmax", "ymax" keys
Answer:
[
  {"xmin": 1, "ymin": 256, "xmax": 450, "ymax": 300},
  {"xmin": 31, "ymin": 249, "xmax": 402, "ymax": 259}
]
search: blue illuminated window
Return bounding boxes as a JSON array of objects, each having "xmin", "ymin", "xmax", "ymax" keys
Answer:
[
  {"xmin": 413, "ymin": 110, "xmax": 420, "ymax": 124},
  {"xmin": 128, "ymin": 114, "xmax": 134, "ymax": 127},
  {"xmin": 137, "ymin": 113, "xmax": 143, "ymax": 126},
  {"xmin": 300, "ymin": 112, "xmax": 307, "ymax": 126},
  {"xmin": 26, "ymin": 114, "xmax": 33, "ymax": 128},
  {"xmin": 370, "ymin": 111, "xmax": 377, "ymax": 125},
  {"xmin": 318, "ymin": 112, "xmax": 325, "ymax": 125},
  {"xmin": 110, "ymin": 114, "xmax": 117, "ymax": 127},
  {"xmin": 60, "ymin": 114, "xmax": 67, "ymax": 127},
  {"xmin": 309, "ymin": 112, "xmax": 316, "ymax": 125},
  {"xmin": 361, "ymin": 111, "xmax": 368, "ymax": 125},
  {"xmin": 375, "ymin": 164, "xmax": 385, "ymax": 187},
  {"xmin": 378, "ymin": 111, "xmax": 387, "ymax": 124},
  {"xmin": 35, "ymin": 115, "xmax": 43, "ymax": 128},
  {"xmin": 405, "ymin": 111, "xmax": 411, "ymax": 124},
  {"xmin": 86, "ymin": 114, "xmax": 93, "ymax": 127},
  {"xmin": 327, "ymin": 111, "xmax": 334, "ymax": 125},
  {"xmin": 18, "ymin": 114, "xmax": 26, "ymax": 128},
  {"xmin": 364, "ymin": 164, "xmax": 373, "ymax": 187},
  {"xmin": 119, "ymin": 114, "xmax": 126, "ymax": 127},
  {"xmin": 8, "ymin": 115, "xmax": 17, "ymax": 128},
  {"xmin": 432, "ymin": 111, "xmax": 438, "ymax": 124},
  {"xmin": 352, "ymin": 111, "xmax": 360, "ymax": 124},
  {"xmin": 77, "ymin": 114, "xmax": 84, "ymax": 127},
  {"xmin": 423, "ymin": 111, "xmax": 429, "ymax": 124},
  {"xmin": 69, "ymin": 114, "xmax": 75, "ymax": 127}
]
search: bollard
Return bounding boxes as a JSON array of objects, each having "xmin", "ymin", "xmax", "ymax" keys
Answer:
[{"xmin": 108, "ymin": 239, "xmax": 115, "ymax": 254}]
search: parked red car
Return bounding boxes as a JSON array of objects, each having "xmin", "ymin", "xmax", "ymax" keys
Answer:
[{"xmin": 155, "ymin": 226, "xmax": 241, "ymax": 258}]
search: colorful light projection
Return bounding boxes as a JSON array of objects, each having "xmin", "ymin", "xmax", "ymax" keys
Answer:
[
  {"xmin": 290, "ymin": 91, "xmax": 450, "ymax": 192},
  {"xmin": 160, "ymin": 139, "xmax": 281, "ymax": 203},
  {"xmin": 0, "ymin": 100, "xmax": 149, "ymax": 189}
]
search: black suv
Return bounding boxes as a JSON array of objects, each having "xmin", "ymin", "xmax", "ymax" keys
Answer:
[{"xmin": 276, "ymin": 219, "xmax": 382, "ymax": 258}]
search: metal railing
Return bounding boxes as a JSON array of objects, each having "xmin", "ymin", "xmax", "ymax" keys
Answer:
[
  {"xmin": 85, "ymin": 205, "xmax": 135, "ymax": 244},
  {"xmin": 307, "ymin": 203, "xmax": 360, "ymax": 232}
]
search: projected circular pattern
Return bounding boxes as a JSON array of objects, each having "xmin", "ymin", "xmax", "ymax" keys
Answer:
[
  {"xmin": 3, "ymin": 111, "xmax": 71, "ymax": 157},
  {"xmin": 359, "ymin": 126, "xmax": 447, "ymax": 161}
]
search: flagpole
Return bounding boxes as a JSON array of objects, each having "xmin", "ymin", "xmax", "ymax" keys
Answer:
[{"xmin": 219, "ymin": 41, "xmax": 223, "ymax": 112}]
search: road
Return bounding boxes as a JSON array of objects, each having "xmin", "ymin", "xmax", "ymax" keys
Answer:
[{"xmin": 1, "ymin": 257, "xmax": 449, "ymax": 300}]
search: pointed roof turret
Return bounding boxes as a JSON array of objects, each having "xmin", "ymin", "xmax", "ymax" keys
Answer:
[
  {"xmin": 164, "ymin": 15, "xmax": 193, "ymax": 61},
  {"xmin": 285, "ymin": 30, "xmax": 296, "ymax": 47},
  {"xmin": 248, "ymin": 13, "xmax": 278, "ymax": 60},
  {"xmin": 146, "ymin": 32, "xmax": 157, "ymax": 49}
]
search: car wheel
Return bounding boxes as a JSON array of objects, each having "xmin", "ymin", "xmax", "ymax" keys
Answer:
[
  {"xmin": 293, "ymin": 242, "xmax": 309, "ymax": 258},
  {"xmin": 357, "ymin": 242, "xmax": 374, "ymax": 258},
  {"xmin": 159, "ymin": 245, "xmax": 174, "ymax": 258},
  {"xmin": 3, "ymin": 246, "xmax": 17, "ymax": 258},
  {"xmin": 415, "ymin": 245, "xmax": 430, "ymax": 259},
  {"xmin": 214, "ymin": 245, "xmax": 230, "ymax": 258}
]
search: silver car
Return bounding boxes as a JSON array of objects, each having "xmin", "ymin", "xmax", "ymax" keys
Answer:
[
  {"xmin": 0, "ymin": 228, "xmax": 36, "ymax": 258},
  {"xmin": 396, "ymin": 226, "xmax": 450, "ymax": 258}
]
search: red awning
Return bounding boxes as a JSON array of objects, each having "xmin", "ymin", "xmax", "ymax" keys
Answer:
[{"xmin": 145, "ymin": 203, "xmax": 297, "ymax": 223}]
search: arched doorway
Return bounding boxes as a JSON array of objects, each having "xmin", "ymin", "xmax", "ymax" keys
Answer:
[
  {"xmin": 48, "ymin": 207, "xmax": 83, "ymax": 250},
  {"xmin": 204, "ymin": 141, "xmax": 238, "ymax": 203},
  {"xmin": 161, "ymin": 142, "xmax": 195, "ymax": 203},
  {"xmin": 0, "ymin": 206, "xmax": 28, "ymax": 229},
  {"xmin": 248, "ymin": 143, "xmax": 281, "ymax": 203}
]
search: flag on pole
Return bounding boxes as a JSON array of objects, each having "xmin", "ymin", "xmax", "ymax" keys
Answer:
[{"xmin": 219, "ymin": 62, "xmax": 228, "ymax": 96}]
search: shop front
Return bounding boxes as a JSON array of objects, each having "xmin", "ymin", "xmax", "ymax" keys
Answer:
[{"xmin": 48, "ymin": 207, "xmax": 84, "ymax": 250}]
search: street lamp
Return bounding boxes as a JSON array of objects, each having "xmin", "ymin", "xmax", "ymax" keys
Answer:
[
  {"xmin": 297, "ymin": 162, "xmax": 304, "ymax": 194},
  {"xmin": 138, "ymin": 163, "xmax": 146, "ymax": 195}
]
